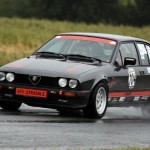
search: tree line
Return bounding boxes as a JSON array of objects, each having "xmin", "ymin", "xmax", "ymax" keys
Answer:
[{"xmin": 0, "ymin": 0, "xmax": 149, "ymax": 26}]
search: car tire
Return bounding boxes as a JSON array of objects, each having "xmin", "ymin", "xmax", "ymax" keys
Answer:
[
  {"xmin": 141, "ymin": 104, "xmax": 150, "ymax": 119},
  {"xmin": 83, "ymin": 82, "xmax": 108, "ymax": 119},
  {"xmin": 0, "ymin": 101, "xmax": 22, "ymax": 111}
]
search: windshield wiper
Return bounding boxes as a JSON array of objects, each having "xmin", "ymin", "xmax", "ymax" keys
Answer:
[
  {"xmin": 35, "ymin": 51, "xmax": 66, "ymax": 59},
  {"xmin": 66, "ymin": 54, "xmax": 101, "ymax": 63}
]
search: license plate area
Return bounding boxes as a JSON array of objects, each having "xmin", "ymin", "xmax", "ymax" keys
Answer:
[{"xmin": 16, "ymin": 88, "xmax": 47, "ymax": 98}]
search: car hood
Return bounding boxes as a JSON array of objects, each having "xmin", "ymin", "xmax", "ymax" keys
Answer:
[{"xmin": 1, "ymin": 57, "xmax": 99, "ymax": 78}]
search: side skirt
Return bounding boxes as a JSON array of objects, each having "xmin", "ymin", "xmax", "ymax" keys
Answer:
[{"xmin": 108, "ymin": 91, "xmax": 150, "ymax": 107}]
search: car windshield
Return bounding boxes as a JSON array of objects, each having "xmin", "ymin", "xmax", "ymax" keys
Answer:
[{"xmin": 36, "ymin": 35, "xmax": 117, "ymax": 62}]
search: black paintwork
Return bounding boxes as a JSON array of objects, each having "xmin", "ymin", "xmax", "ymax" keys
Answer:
[{"xmin": 0, "ymin": 32, "xmax": 150, "ymax": 109}]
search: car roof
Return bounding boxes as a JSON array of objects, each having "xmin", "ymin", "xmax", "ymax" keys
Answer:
[{"xmin": 59, "ymin": 32, "xmax": 149, "ymax": 43}]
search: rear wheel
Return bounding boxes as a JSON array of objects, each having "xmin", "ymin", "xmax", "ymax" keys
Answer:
[
  {"xmin": 0, "ymin": 101, "xmax": 22, "ymax": 111},
  {"xmin": 141, "ymin": 104, "xmax": 150, "ymax": 119},
  {"xmin": 83, "ymin": 82, "xmax": 108, "ymax": 119}
]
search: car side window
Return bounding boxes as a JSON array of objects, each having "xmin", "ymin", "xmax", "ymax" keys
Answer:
[
  {"xmin": 119, "ymin": 43, "xmax": 139, "ymax": 65},
  {"xmin": 137, "ymin": 43, "xmax": 149, "ymax": 65},
  {"xmin": 145, "ymin": 45, "xmax": 150, "ymax": 61}
]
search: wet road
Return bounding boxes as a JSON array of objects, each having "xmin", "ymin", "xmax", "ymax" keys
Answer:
[{"xmin": 0, "ymin": 104, "xmax": 150, "ymax": 150}]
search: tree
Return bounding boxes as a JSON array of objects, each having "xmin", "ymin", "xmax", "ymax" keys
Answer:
[{"xmin": 136, "ymin": 0, "xmax": 150, "ymax": 25}]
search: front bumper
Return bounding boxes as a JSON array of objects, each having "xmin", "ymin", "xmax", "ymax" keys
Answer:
[{"xmin": 0, "ymin": 84, "xmax": 90, "ymax": 109}]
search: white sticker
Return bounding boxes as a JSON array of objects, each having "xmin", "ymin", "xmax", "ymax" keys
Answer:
[
  {"xmin": 147, "ymin": 67, "xmax": 150, "ymax": 73},
  {"xmin": 119, "ymin": 97, "xmax": 126, "ymax": 101},
  {"xmin": 141, "ymin": 96, "xmax": 149, "ymax": 100},
  {"xmin": 141, "ymin": 56, "xmax": 145, "ymax": 59},
  {"xmin": 55, "ymin": 36, "xmax": 61, "ymax": 39},
  {"xmin": 108, "ymin": 98, "xmax": 112, "ymax": 102},
  {"xmin": 108, "ymin": 97, "xmax": 119, "ymax": 102},
  {"xmin": 133, "ymin": 96, "xmax": 140, "ymax": 101},
  {"xmin": 128, "ymin": 68, "xmax": 136, "ymax": 89}
]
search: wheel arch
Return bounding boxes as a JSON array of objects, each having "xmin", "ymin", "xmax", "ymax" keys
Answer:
[
  {"xmin": 88, "ymin": 78, "xmax": 109, "ymax": 101},
  {"xmin": 92, "ymin": 78, "xmax": 109, "ymax": 93}
]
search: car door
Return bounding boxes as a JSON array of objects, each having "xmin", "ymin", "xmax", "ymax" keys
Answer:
[
  {"xmin": 109, "ymin": 42, "xmax": 143, "ymax": 98},
  {"xmin": 135, "ymin": 42, "xmax": 150, "ymax": 91}
]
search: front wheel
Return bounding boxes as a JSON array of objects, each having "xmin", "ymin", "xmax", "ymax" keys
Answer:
[
  {"xmin": 141, "ymin": 104, "xmax": 150, "ymax": 119},
  {"xmin": 0, "ymin": 101, "xmax": 22, "ymax": 111},
  {"xmin": 83, "ymin": 82, "xmax": 108, "ymax": 119}
]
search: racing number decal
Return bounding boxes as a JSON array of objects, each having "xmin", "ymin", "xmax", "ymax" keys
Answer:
[{"xmin": 128, "ymin": 68, "xmax": 136, "ymax": 89}]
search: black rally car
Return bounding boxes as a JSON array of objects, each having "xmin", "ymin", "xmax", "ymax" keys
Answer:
[{"xmin": 0, "ymin": 32, "xmax": 150, "ymax": 119}]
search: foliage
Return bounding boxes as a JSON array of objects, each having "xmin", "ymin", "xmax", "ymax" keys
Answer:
[{"xmin": 0, "ymin": 0, "xmax": 149, "ymax": 26}]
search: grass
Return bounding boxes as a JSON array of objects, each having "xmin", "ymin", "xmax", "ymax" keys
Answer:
[{"xmin": 0, "ymin": 17, "xmax": 150, "ymax": 66}]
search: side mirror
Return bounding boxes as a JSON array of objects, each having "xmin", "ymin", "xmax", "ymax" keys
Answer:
[{"xmin": 124, "ymin": 57, "xmax": 136, "ymax": 67}]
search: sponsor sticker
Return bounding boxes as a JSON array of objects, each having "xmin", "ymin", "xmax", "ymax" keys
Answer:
[
  {"xmin": 147, "ymin": 67, "xmax": 150, "ymax": 73},
  {"xmin": 141, "ymin": 96, "xmax": 149, "ymax": 100},
  {"xmin": 141, "ymin": 56, "xmax": 145, "ymax": 59},
  {"xmin": 119, "ymin": 97, "xmax": 126, "ymax": 102},
  {"xmin": 55, "ymin": 36, "xmax": 61, "ymax": 39},
  {"xmin": 108, "ymin": 97, "xmax": 120, "ymax": 102},
  {"xmin": 133, "ymin": 96, "xmax": 140, "ymax": 101},
  {"xmin": 128, "ymin": 68, "xmax": 136, "ymax": 89},
  {"xmin": 58, "ymin": 35, "xmax": 117, "ymax": 45}
]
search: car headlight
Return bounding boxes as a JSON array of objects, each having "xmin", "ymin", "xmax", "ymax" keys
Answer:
[
  {"xmin": 58, "ymin": 78, "xmax": 67, "ymax": 87},
  {"xmin": 6, "ymin": 73, "xmax": 15, "ymax": 82},
  {"xmin": 0, "ymin": 72, "xmax": 5, "ymax": 81},
  {"xmin": 69, "ymin": 79, "xmax": 78, "ymax": 88}
]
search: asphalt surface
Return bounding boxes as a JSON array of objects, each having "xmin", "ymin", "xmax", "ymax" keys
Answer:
[{"xmin": 0, "ymin": 104, "xmax": 150, "ymax": 150}]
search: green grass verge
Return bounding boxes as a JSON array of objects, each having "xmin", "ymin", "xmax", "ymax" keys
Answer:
[{"xmin": 0, "ymin": 17, "xmax": 150, "ymax": 66}]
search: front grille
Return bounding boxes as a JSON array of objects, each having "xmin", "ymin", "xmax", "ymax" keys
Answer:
[{"xmin": 14, "ymin": 74, "xmax": 58, "ymax": 88}]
